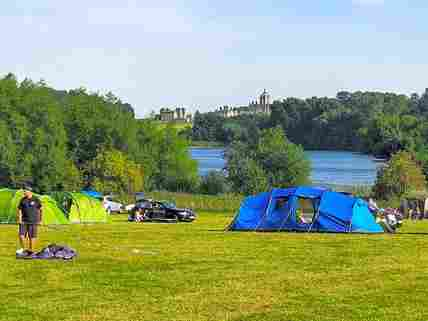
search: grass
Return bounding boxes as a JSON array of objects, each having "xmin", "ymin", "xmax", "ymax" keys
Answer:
[
  {"xmin": 1, "ymin": 213, "xmax": 428, "ymax": 321},
  {"xmin": 146, "ymin": 192, "xmax": 243, "ymax": 212},
  {"xmin": 152, "ymin": 121, "xmax": 192, "ymax": 131}
]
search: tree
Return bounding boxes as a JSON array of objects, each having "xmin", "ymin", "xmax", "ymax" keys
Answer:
[
  {"xmin": 256, "ymin": 127, "xmax": 310, "ymax": 187},
  {"xmin": 373, "ymin": 151, "xmax": 426, "ymax": 199},
  {"xmin": 225, "ymin": 127, "xmax": 310, "ymax": 194},
  {"xmin": 226, "ymin": 153, "xmax": 268, "ymax": 195},
  {"xmin": 0, "ymin": 73, "xmax": 199, "ymax": 194},
  {"xmin": 86, "ymin": 148, "xmax": 144, "ymax": 199},
  {"xmin": 199, "ymin": 171, "xmax": 230, "ymax": 195}
]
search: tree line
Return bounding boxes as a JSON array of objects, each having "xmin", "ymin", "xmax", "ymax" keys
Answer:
[
  {"xmin": 4, "ymin": 73, "xmax": 428, "ymax": 198},
  {"xmin": 191, "ymin": 89, "xmax": 428, "ymax": 197},
  {"xmin": 0, "ymin": 74, "xmax": 199, "ymax": 196},
  {"xmin": 192, "ymin": 89, "xmax": 428, "ymax": 158}
]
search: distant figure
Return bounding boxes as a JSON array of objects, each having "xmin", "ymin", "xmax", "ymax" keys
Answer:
[
  {"xmin": 16, "ymin": 187, "xmax": 42, "ymax": 255},
  {"xmin": 295, "ymin": 208, "xmax": 308, "ymax": 224},
  {"xmin": 408, "ymin": 199, "xmax": 420, "ymax": 220},
  {"xmin": 399, "ymin": 199, "xmax": 409, "ymax": 219},
  {"xmin": 368, "ymin": 198, "xmax": 379, "ymax": 214},
  {"xmin": 424, "ymin": 198, "xmax": 428, "ymax": 219}
]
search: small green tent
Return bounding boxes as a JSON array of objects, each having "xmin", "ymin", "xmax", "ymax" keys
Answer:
[
  {"xmin": 0, "ymin": 189, "xmax": 69, "ymax": 225},
  {"xmin": 51, "ymin": 192, "xmax": 108, "ymax": 223}
]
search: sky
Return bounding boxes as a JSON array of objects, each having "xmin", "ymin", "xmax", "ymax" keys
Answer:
[{"xmin": 1, "ymin": 0, "xmax": 428, "ymax": 117}]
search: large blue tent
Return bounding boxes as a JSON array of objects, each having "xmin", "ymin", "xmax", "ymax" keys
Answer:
[{"xmin": 228, "ymin": 187, "xmax": 384, "ymax": 233}]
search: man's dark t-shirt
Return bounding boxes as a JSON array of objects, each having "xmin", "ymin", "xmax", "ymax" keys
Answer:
[{"xmin": 18, "ymin": 197, "xmax": 42, "ymax": 224}]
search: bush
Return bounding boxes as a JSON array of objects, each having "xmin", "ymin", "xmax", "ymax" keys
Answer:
[
  {"xmin": 225, "ymin": 126, "xmax": 310, "ymax": 195},
  {"xmin": 373, "ymin": 151, "xmax": 426, "ymax": 199},
  {"xmin": 199, "ymin": 171, "xmax": 230, "ymax": 195}
]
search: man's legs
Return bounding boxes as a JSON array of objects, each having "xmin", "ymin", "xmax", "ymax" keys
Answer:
[
  {"xmin": 29, "ymin": 238, "xmax": 36, "ymax": 252},
  {"xmin": 18, "ymin": 224, "xmax": 27, "ymax": 250},
  {"xmin": 28, "ymin": 225, "xmax": 38, "ymax": 253}
]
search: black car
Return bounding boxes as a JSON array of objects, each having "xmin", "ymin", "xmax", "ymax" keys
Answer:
[{"xmin": 130, "ymin": 199, "xmax": 196, "ymax": 223}]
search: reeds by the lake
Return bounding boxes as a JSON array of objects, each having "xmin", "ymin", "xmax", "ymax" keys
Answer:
[{"xmin": 146, "ymin": 191, "xmax": 243, "ymax": 213}]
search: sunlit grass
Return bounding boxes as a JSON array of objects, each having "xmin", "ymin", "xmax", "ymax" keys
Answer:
[{"xmin": 1, "ymin": 213, "xmax": 428, "ymax": 321}]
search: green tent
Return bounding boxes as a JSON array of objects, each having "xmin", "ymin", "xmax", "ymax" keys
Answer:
[
  {"xmin": 0, "ymin": 189, "xmax": 69, "ymax": 225},
  {"xmin": 51, "ymin": 192, "xmax": 108, "ymax": 223}
]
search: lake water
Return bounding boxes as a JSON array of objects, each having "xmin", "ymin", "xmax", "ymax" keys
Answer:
[{"xmin": 189, "ymin": 148, "xmax": 382, "ymax": 186}]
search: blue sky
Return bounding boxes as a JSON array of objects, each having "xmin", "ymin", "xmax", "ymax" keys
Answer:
[{"xmin": 1, "ymin": 0, "xmax": 428, "ymax": 117}]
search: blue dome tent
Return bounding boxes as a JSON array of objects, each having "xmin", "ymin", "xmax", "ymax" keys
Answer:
[
  {"xmin": 228, "ymin": 187, "xmax": 384, "ymax": 233},
  {"xmin": 81, "ymin": 189, "xmax": 103, "ymax": 199}
]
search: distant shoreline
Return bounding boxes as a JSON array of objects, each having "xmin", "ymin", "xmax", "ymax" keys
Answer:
[{"xmin": 190, "ymin": 141, "xmax": 226, "ymax": 148}]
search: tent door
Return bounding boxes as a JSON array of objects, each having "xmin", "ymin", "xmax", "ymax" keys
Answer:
[{"xmin": 295, "ymin": 197, "xmax": 321, "ymax": 231}]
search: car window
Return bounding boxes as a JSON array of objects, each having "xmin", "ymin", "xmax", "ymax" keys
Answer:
[
  {"xmin": 162, "ymin": 202, "xmax": 175, "ymax": 209},
  {"xmin": 155, "ymin": 202, "xmax": 164, "ymax": 209}
]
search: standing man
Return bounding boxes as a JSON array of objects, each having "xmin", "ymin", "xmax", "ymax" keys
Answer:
[{"xmin": 16, "ymin": 187, "xmax": 42, "ymax": 255}]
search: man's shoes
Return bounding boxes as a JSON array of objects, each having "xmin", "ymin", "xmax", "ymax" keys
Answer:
[{"xmin": 16, "ymin": 248, "xmax": 30, "ymax": 259}]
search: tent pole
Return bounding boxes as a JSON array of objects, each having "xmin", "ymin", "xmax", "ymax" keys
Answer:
[
  {"xmin": 225, "ymin": 197, "xmax": 243, "ymax": 231},
  {"xmin": 308, "ymin": 197, "xmax": 322, "ymax": 232},
  {"xmin": 255, "ymin": 189, "xmax": 274, "ymax": 232},
  {"xmin": 348, "ymin": 200, "xmax": 358, "ymax": 233},
  {"xmin": 308, "ymin": 208, "xmax": 320, "ymax": 233},
  {"xmin": 278, "ymin": 197, "xmax": 295, "ymax": 232}
]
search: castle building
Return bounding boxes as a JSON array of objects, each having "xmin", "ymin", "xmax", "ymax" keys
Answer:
[
  {"xmin": 251, "ymin": 89, "xmax": 271, "ymax": 114},
  {"xmin": 156, "ymin": 107, "xmax": 192, "ymax": 123},
  {"xmin": 216, "ymin": 89, "xmax": 272, "ymax": 118}
]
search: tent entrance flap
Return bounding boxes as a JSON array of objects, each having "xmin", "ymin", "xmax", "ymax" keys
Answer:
[{"xmin": 295, "ymin": 197, "xmax": 320, "ymax": 226}]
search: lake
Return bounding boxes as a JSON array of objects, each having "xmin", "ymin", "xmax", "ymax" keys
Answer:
[{"xmin": 189, "ymin": 148, "xmax": 382, "ymax": 186}]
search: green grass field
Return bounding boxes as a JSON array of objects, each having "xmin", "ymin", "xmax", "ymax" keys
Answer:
[
  {"xmin": 1, "ymin": 213, "xmax": 428, "ymax": 321},
  {"xmin": 152, "ymin": 121, "xmax": 191, "ymax": 131}
]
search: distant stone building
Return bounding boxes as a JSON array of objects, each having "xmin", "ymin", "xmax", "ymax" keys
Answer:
[
  {"xmin": 216, "ymin": 89, "xmax": 272, "ymax": 118},
  {"xmin": 251, "ymin": 89, "xmax": 271, "ymax": 114},
  {"xmin": 156, "ymin": 107, "xmax": 192, "ymax": 123}
]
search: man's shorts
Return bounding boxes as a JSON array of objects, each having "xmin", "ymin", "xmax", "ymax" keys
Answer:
[{"xmin": 19, "ymin": 224, "xmax": 38, "ymax": 238}]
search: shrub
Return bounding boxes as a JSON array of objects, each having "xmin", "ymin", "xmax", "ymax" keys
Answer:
[
  {"xmin": 373, "ymin": 151, "xmax": 426, "ymax": 199},
  {"xmin": 199, "ymin": 171, "xmax": 230, "ymax": 195}
]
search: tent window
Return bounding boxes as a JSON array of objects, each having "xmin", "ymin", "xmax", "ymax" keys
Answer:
[
  {"xmin": 296, "ymin": 198, "xmax": 318, "ymax": 224},
  {"xmin": 274, "ymin": 197, "xmax": 290, "ymax": 210}
]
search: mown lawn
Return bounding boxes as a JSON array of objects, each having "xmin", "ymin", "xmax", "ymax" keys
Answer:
[{"xmin": 1, "ymin": 213, "xmax": 428, "ymax": 321}]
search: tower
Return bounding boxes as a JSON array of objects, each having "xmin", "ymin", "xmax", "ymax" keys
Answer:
[{"xmin": 256, "ymin": 89, "xmax": 271, "ymax": 114}]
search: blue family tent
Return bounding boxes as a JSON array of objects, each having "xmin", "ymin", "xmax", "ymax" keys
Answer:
[{"xmin": 228, "ymin": 187, "xmax": 384, "ymax": 233}]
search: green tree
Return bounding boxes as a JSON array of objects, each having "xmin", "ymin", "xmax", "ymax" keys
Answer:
[
  {"xmin": 86, "ymin": 148, "xmax": 144, "ymax": 199},
  {"xmin": 199, "ymin": 171, "xmax": 230, "ymax": 195},
  {"xmin": 226, "ymin": 127, "xmax": 310, "ymax": 194},
  {"xmin": 374, "ymin": 151, "xmax": 426, "ymax": 199},
  {"xmin": 256, "ymin": 126, "xmax": 310, "ymax": 187}
]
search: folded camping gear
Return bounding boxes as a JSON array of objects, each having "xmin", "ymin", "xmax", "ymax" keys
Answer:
[{"xmin": 16, "ymin": 244, "xmax": 77, "ymax": 260}]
